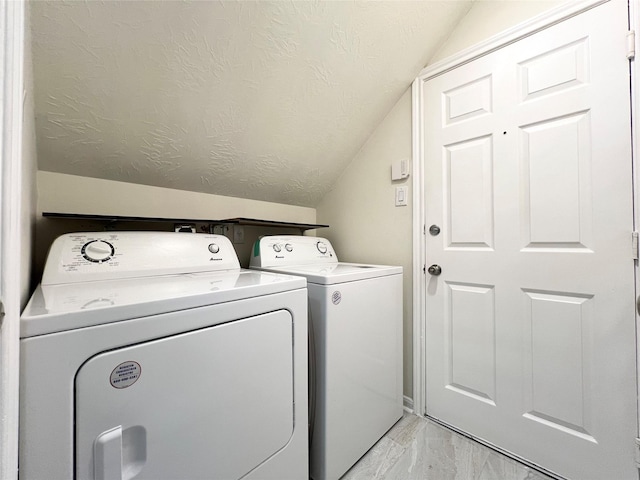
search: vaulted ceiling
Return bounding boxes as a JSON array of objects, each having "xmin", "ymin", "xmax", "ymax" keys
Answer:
[{"xmin": 30, "ymin": 0, "xmax": 473, "ymax": 207}]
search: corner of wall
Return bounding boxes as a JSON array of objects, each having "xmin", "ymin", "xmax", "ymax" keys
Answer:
[
  {"xmin": 21, "ymin": 1, "xmax": 37, "ymax": 309},
  {"xmin": 428, "ymin": 0, "xmax": 566, "ymax": 64}
]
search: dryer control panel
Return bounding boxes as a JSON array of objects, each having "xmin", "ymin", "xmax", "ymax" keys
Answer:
[
  {"xmin": 42, "ymin": 232, "xmax": 240, "ymax": 285},
  {"xmin": 250, "ymin": 236, "xmax": 338, "ymax": 268}
]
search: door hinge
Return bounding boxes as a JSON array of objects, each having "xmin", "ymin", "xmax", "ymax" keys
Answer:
[
  {"xmin": 627, "ymin": 30, "xmax": 636, "ymax": 60},
  {"xmin": 423, "ymin": 264, "xmax": 426, "ymax": 275},
  {"xmin": 0, "ymin": 300, "xmax": 4, "ymax": 328},
  {"xmin": 635, "ymin": 438, "xmax": 640, "ymax": 468},
  {"xmin": 633, "ymin": 232, "xmax": 639, "ymax": 260}
]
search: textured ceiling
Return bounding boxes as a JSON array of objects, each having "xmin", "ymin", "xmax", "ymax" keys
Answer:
[{"xmin": 30, "ymin": 1, "xmax": 473, "ymax": 207}]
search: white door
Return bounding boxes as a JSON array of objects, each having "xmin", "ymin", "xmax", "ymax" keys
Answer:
[
  {"xmin": 423, "ymin": 1, "xmax": 637, "ymax": 478},
  {"xmin": 76, "ymin": 311, "xmax": 294, "ymax": 480}
]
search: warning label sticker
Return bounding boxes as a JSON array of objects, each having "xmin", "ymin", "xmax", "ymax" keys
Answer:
[{"xmin": 110, "ymin": 361, "xmax": 141, "ymax": 389}]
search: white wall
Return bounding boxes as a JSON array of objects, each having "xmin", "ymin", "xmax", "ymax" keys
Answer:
[
  {"xmin": 22, "ymin": 6, "xmax": 37, "ymax": 308},
  {"xmin": 316, "ymin": 0, "xmax": 566, "ymax": 404},
  {"xmin": 37, "ymin": 171, "xmax": 316, "ymax": 223}
]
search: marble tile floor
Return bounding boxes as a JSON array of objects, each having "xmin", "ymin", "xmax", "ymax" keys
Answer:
[{"xmin": 341, "ymin": 413, "xmax": 556, "ymax": 480}]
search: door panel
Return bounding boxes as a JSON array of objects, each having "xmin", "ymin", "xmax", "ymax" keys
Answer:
[
  {"xmin": 444, "ymin": 74, "xmax": 493, "ymax": 124},
  {"xmin": 521, "ymin": 112, "xmax": 591, "ymax": 247},
  {"xmin": 75, "ymin": 311, "xmax": 294, "ymax": 480},
  {"xmin": 446, "ymin": 136, "xmax": 494, "ymax": 249},
  {"xmin": 519, "ymin": 38, "xmax": 588, "ymax": 101},
  {"xmin": 522, "ymin": 289, "xmax": 595, "ymax": 442},
  {"xmin": 423, "ymin": 2, "xmax": 637, "ymax": 478},
  {"xmin": 446, "ymin": 282, "xmax": 496, "ymax": 404}
]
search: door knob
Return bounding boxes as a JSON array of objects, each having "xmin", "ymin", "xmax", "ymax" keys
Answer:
[{"xmin": 427, "ymin": 264, "xmax": 442, "ymax": 276}]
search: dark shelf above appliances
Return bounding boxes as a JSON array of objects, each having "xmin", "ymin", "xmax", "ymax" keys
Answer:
[{"xmin": 42, "ymin": 212, "xmax": 328, "ymax": 232}]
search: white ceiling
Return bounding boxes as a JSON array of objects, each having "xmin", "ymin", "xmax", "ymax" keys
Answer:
[{"xmin": 30, "ymin": 1, "xmax": 473, "ymax": 207}]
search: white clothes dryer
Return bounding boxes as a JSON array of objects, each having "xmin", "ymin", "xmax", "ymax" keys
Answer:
[
  {"xmin": 250, "ymin": 236, "xmax": 403, "ymax": 480},
  {"xmin": 20, "ymin": 232, "xmax": 308, "ymax": 480}
]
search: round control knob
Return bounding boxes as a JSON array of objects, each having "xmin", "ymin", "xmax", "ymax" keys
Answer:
[
  {"xmin": 273, "ymin": 244, "xmax": 282, "ymax": 253},
  {"xmin": 208, "ymin": 243, "xmax": 220, "ymax": 254},
  {"xmin": 285, "ymin": 243, "xmax": 293, "ymax": 252},
  {"xmin": 81, "ymin": 240, "xmax": 114, "ymax": 263},
  {"xmin": 316, "ymin": 242, "xmax": 328, "ymax": 254}
]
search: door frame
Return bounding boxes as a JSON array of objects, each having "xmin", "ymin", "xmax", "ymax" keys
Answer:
[
  {"xmin": 0, "ymin": 1, "xmax": 25, "ymax": 479},
  {"xmin": 630, "ymin": 0, "xmax": 640, "ymax": 440},
  {"xmin": 411, "ymin": 0, "xmax": 629, "ymax": 419}
]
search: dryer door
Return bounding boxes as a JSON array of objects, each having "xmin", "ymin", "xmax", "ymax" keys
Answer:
[{"xmin": 75, "ymin": 310, "xmax": 294, "ymax": 480}]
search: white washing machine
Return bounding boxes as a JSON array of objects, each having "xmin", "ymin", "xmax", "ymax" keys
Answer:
[
  {"xmin": 250, "ymin": 236, "xmax": 403, "ymax": 480},
  {"xmin": 20, "ymin": 232, "xmax": 308, "ymax": 480}
]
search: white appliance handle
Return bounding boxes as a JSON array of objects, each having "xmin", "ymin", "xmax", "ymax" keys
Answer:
[
  {"xmin": 94, "ymin": 426, "xmax": 123, "ymax": 480},
  {"xmin": 94, "ymin": 426, "xmax": 147, "ymax": 480}
]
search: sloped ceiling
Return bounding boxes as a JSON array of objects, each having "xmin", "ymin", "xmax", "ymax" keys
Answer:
[{"xmin": 31, "ymin": 1, "xmax": 473, "ymax": 207}]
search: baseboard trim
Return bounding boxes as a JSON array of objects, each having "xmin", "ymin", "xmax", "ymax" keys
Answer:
[{"xmin": 403, "ymin": 395, "xmax": 414, "ymax": 414}]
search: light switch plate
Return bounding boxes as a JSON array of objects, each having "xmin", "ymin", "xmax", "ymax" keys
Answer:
[{"xmin": 395, "ymin": 186, "xmax": 408, "ymax": 206}]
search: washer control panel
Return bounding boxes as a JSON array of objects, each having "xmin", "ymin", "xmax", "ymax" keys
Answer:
[
  {"xmin": 250, "ymin": 236, "xmax": 338, "ymax": 268},
  {"xmin": 42, "ymin": 232, "xmax": 240, "ymax": 285}
]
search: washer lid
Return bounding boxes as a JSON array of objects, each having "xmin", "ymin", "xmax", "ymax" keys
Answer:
[
  {"xmin": 20, "ymin": 270, "xmax": 305, "ymax": 338},
  {"xmin": 255, "ymin": 262, "xmax": 402, "ymax": 285}
]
